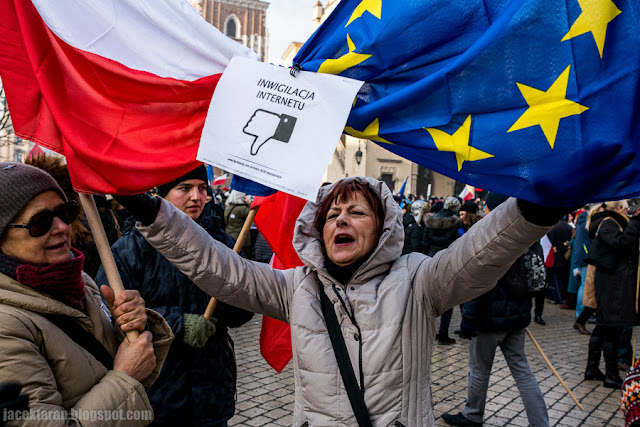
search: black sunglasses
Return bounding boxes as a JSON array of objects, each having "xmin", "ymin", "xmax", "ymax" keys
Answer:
[{"xmin": 7, "ymin": 201, "xmax": 79, "ymax": 237}]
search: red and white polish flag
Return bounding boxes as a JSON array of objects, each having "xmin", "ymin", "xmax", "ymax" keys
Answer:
[
  {"xmin": 458, "ymin": 185, "xmax": 474, "ymax": 202},
  {"xmin": 0, "ymin": 0, "xmax": 258, "ymax": 194},
  {"xmin": 540, "ymin": 234, "xmax": 554, "ymax": 268},
  {"xmin": 212, "ymin": 174, "xmax": 228, "ymax": 187}
]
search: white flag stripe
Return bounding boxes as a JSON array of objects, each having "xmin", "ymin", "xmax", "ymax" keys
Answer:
[
  {"xmin": 540, "ymin": 235, "xmax": 553, "ymax": 260},
  {"xmin": 32, "ymin": 0, "xmax": 258, "ymax": 81}
]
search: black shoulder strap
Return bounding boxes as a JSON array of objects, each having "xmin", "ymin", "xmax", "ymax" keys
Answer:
[
  {"xmin": 40, "ymin": 313, "xmax": 114, "ymax": 370},
  {"xmin": 320, "ymin": 291, "xmax": 372, "ymax": 427}
]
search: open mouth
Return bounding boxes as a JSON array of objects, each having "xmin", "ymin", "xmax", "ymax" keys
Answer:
[
  {"xmin": 47, "ymin": 242, "xmax": 66, "ymax": 250},
  {"xmin": 335, "ymin": 234, "xmax": 355, "ymax": 244}
]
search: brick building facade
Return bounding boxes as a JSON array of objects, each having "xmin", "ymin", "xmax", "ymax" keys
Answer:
[{"xmin": 197, "ymin": 0, "xmax": 269, "ymax": 62}]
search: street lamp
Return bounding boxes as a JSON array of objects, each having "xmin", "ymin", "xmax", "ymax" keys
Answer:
[{"xmin": 355, "ymin": 144, "xmax": 363, "ymax": 166}]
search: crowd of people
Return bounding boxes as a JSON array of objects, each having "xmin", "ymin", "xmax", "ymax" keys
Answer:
[
  {"xmin": 398, "ymin": 192, "xmax": 640, "ymax": 426},
  {"xmin": 1, "ymin": 156, "xmax": 640, "ymax": 426}
]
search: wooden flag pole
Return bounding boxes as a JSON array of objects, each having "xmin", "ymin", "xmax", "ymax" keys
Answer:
[
  {"xmin": 525, "ymin": 328, "xmax": 584, "ymax": 411},
  {"xmin": 204, "ymin": 206, "xmax": 259, "ymax": 320},
  {"xmin": 79, "ymin": 194, "xmax": 139, "ymax": 342}
]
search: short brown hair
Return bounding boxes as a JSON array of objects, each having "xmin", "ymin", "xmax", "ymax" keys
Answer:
[{"xmin": 314, "ymin": 180, "xmax": 385, "ymax": 236}]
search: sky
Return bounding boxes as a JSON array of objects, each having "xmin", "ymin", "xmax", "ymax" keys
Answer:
[{"xmin": 264, "ymin": 0, "xmax": 319, "ymax": 64}]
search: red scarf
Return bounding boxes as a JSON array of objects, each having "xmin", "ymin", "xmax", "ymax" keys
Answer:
[{"xmin": 12, "ymin": 248, "xmax": 86, "ymax": 312}]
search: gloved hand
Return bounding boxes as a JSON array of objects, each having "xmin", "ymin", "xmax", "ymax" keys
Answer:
[
  {"xmin": 113, "ymin": 193, "xmax": 161, "ymax": 226},
  {"xmin": 181, "ymin": 314, "xmax": 216, "ymax": 349},
  {"xmin": 459, "ymin": 321, "xmax": 477, "ymax": 340},
  {"xmin": 517, "ymin": 199, "xmax": 582, "ymax": 227}
]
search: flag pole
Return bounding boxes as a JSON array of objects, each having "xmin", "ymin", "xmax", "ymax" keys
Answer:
[
  {"xmin": 79, "ymin": 193, "xmax": 139, "ymax": 342},
  {"xmin": 204, "ymin": 206, "xmax": 259, "ymax": 319},
  {"xmin": 525, "ymin": 328, "xmax": 584, "ymax": 411}
]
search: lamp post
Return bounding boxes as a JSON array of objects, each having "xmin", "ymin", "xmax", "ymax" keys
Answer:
[{"xmin": 355, "ymin": 143, "xmax": 363, "ymax": 166}]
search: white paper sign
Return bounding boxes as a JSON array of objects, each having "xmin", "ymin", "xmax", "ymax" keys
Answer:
[{"xmin": 197, "ymin": 57, "xmax": 363, "ymax": 201}]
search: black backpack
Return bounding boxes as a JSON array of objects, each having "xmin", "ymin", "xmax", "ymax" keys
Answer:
[
  {"xmin": 523, "ymin": 249, "xmax": 547, "ymax": 293},
  {"xmin": 502, "ymin": 248, "xmax": 546, "ymax": 300}
]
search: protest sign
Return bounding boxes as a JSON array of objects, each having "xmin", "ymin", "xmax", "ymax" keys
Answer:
[{"xmin": 198, "ymin": 57, "xmax": 363, "ymax": 201}]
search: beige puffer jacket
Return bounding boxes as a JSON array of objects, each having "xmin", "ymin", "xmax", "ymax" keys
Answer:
[
  {"xmin": 139, "ymin": 177, "xmax": 553, "ymax": 427},
  {"xmin": 0, "ymin": 272, "xmax": 173, "ymax": 426}
]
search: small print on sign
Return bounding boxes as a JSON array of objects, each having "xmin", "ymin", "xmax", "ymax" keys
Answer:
[{"xmin": 197, "ymin": 57, "xmax": 363, "ymax": 201}]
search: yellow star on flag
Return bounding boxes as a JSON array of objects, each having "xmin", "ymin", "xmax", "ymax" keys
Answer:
[
  {"xmin": 561, "ymin": 0, "xmax": 621, "ymax": 58},
  {"xmin": 508, "ymin": 65, "xmax": 588, "ymax": 148},
  {"xmin": 345, "ymin": 0, "xmax": 382, "ymax": 27},
  {"xmin": 424, "ymin": 115, "xmax": 493, "ymax": 172},
  {"xmin": 318, "ymin": 34, "xmax": 372, "ymax": 75},
  {"xmin": 345, "ymin": 118, "xmax": 391, "ymax": 144}
]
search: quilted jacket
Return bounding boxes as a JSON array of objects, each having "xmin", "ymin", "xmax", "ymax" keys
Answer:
[{"xmin": 138, "ymin": 177, "xmax": 553, "ymax": 427}]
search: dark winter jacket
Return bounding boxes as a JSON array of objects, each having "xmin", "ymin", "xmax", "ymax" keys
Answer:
[
  {"xmin": 402, "ymin": 216, "xmax": 425, "ymax": 255},
  {"xmin": 95, "ymin": 216, "xmax": 254, "ymax": 426},
  {"xmin": 461, "ymin": 248, "xmax": 534, "ymax": 332},
  {"xmin": 254, "ymin": 231, "xmax": 274, "ymax": 263},
  {"xmin": 547, "ymin": 220, "xmax": 573, "ymax": 268},
  {"xmin": 589, "ymin": 211, "xmax": 640, "ymax": 327},
  {"xmin": 422, "ymin": 209, "xmax": 461, "ymax": 257},
  {"xmin": 573, "ymin": 212, "xmax": 592, "ymax": 267},
  {"xmin": 202, "ymin": 201, "xmax": 226, "ymax": 229}
]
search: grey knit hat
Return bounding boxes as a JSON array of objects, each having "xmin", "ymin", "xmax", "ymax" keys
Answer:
[
  {"xmin": 443, "ymin": 196, "xmax": 461, "ymax": 213},
  {"xmin": 0, "ymin": 162, "xmax": 66, "ymax": 238}
]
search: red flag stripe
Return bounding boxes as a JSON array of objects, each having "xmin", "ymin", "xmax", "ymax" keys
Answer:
[
  {"xmin": 254, "ymin": 191, "xmax": 307, "ymax": 372},
  {"xmin": 0, "ymin": 0, "xmax": 256, "ymax": 194}
]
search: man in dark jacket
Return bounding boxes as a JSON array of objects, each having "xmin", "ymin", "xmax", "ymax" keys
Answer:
[
  {"xmin": 96, "ymin": 165, "xmax": 253, "ymax": 427},
  {"xmin": 424, "ymin": 196, "xmax": 463, "ymax": 344},
  {"xmin": 442, "ymin": 193, "xmax": 548, "ymax": 427},
  {"xmin": 546, "ymin": 218, "xmax": 573, "ymax": 305}
]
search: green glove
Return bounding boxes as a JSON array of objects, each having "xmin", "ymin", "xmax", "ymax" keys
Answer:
[{"xmin": 181, "ymin": 314, "xmax": 216, "ymax": 348}]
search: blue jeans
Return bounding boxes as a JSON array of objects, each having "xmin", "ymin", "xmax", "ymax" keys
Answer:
[
  {"xmin": 462, "ymin": 330, "xmax": 549, "ymax": 427},
  {"xmin": 576, "ymin": 265, "xmax": 588, "ymax": 318}
]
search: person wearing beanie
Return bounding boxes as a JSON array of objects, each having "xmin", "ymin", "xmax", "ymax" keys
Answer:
[
  {"xmin": 443, "ymin": 192, "xmax": 548, "ymax": 427},
  {"xmin": 96, "ymin": 164, "xmax": 253, "ymax": 426},
  {"xmin": 0, "ymin": 162, "xmax": 172, "ymax": 425},
  {"xmin": 422, "ymin": 195, "xmax": 465, "ymax": 344}
]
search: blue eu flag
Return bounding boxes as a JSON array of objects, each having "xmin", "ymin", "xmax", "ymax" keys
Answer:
[{"xmin": 294, "ymin": 0, "xmax": 640, "ymax": 205}]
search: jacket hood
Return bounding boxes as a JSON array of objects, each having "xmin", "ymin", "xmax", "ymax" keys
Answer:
[
  {"xmin": 424, "ymin": 210, "xmax": 460, "ymax": 230},
  {"xmin": 293, "ymin": 177, "xmax": 404, "ymax": 285},
  {"xmin": 403, "ymin": 212, "xmax": 416, "ymax": 228}
]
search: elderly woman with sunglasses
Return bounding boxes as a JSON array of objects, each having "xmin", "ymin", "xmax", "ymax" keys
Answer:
[
  {"xmin": 0, "ymin": 163, "xmax": 172, "ymax": 426},
  {"xmin": 115, "ymin": 176, "xmax": 573, "ymax": 427}
]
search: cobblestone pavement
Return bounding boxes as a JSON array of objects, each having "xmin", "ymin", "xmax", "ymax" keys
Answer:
[{"xmin": 229, "ymin": 303, "xmax": 632, "ymax": 426}]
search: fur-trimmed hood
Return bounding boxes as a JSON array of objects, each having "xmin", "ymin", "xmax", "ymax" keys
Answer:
[{"xmin": 424, "ymin": 209, "xmax": 460, "ymax": 230}]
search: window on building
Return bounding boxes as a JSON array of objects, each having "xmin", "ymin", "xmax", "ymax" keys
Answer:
[
  {"xmin": 381, "ymin": 173, "xmax": 394, "ymax": 191},
  {"xmin": 225, "ymin": 19, "xmax": 237, "ymax": 38}
]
